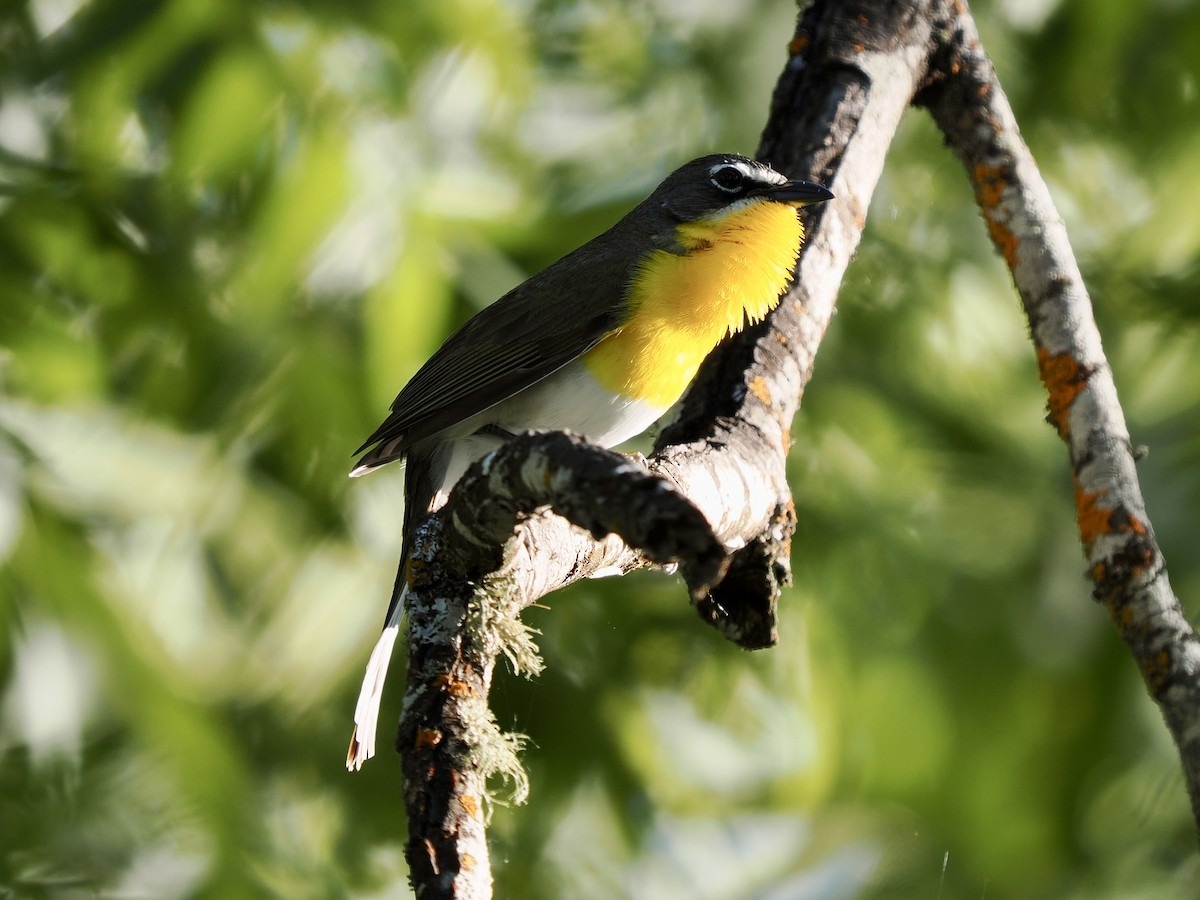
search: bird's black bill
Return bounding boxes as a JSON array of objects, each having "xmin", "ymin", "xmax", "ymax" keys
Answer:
[{"xmin": 754, "ymin": 180, "xmax": 834, "ymax": 206}]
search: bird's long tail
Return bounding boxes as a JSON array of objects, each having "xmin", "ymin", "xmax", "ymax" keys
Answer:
[{"xmin": 346, "ymin": 588, "xmax": 406, "ymax": 771}]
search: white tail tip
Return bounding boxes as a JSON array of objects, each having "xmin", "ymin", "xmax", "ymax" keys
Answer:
[{"xmin": 346, "ymin": 618, "xmax": 401, "ymax": 771}]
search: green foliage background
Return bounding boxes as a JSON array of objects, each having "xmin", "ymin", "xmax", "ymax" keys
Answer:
[{"xmin": 2, "ymin": 0, "xmax": 1199, "ymax": 896}]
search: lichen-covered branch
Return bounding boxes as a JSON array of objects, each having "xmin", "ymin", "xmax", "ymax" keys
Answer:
[
  {"xmin": 917, "ymin": 3, "xmax": 1200, "ymax": 831},
  {"xmin": 397, "ymin": 434, "xmax": 732, "ymax": 898}
]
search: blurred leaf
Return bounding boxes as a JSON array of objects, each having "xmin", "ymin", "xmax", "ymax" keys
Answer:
[{"xmin": 172, "ymin": 47, "xmax": 281, "ymax": 185}]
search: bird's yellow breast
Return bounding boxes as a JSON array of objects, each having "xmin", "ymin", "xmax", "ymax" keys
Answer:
[{"xmin": 584, "ymin": 199, "xmax": 802, "ymax": 407}]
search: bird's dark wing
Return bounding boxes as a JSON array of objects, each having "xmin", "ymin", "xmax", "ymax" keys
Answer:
[{"xmin": 353, "ymin": 238, "xmax": 634, "ymax": 469}]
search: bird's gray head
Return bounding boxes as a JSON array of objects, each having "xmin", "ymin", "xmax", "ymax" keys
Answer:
[{"xmin": 651, "ymin": 154, "xmax": 833, "ymax": 223}]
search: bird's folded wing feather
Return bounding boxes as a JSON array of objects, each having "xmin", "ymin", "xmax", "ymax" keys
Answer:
[{"xmin": 354, "ymin": 241, "xmax": 634, "ymax": 462}]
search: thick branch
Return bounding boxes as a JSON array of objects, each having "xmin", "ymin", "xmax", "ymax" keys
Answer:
[
  {"xmin": 398, "ymin": 435, "xmax": 722, "ymax": 899},
  {"xmin": 918, "ymin": 5, "xmax": 1200, "ymax": 831}
]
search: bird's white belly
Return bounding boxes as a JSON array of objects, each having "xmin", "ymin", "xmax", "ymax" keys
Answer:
[
  {"xmin": 489, "ymin": 357, "xmax": 668, "ymax": 448},
  {"xmin": 430, "ymin": 359, "xmax": 669, "ymax": 502}
]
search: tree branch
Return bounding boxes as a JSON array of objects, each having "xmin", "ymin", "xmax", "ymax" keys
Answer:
[
  {"xmin": 916, "ymin": 3, "xmax": 1200, "ymax": 833},
  {"xmin": 397, "ymin": 434, "xmax": 724, "ymax": 899}
]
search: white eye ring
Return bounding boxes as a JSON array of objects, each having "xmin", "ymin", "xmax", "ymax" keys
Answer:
[{"xmin": 710, "ymin": 165, "xmax": 746, "ymax": 192}]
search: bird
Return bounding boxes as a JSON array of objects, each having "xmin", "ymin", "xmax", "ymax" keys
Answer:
[{"xmin": 345, "ymin": 153, "xmax": 833, "ymax": 770}]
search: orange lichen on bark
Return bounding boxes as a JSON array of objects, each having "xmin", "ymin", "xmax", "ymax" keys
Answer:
[
  {"xmin": 459, "ymin": 793, "xmax": 481, "ymax": 820},
  {"xmin": 1075, "ymin": 477, "xmax": 1150, "ymax": 553},
  {"xmin": 1130, "ymin": 542, "xmax": 1155, "ymax": 578},
  {"xmin": 434, "ymin": 674, "xmax": 475, "ymax": 699},
  {"xmin": 748, "ymin": 374, "xmax": 772, "ymax": 406},
  {"xmin": 974, "ymin": 163, "xmax": 1019, "ymax": 267},
  {"xmin": 1037, "ymin": 348, "xmax": 1088, "ymax": 439},
  {"xmin": 975, "ymin": 163, "xmax": 1006, "ymax": 207},
  {"xmin": 984, "ymin": 216, "xmax": 1019, "ymax": 268},
  {"xmin": 1075, "ymin": 481, "xmax": 1112, "ymax": 549},
  {"xmin": 415, "ymin": 728, "xmax": 443, "ymax": 749},
  {"xmin": 1138, "ymin": 649, "xmax": 1173, "ymax": 694}
]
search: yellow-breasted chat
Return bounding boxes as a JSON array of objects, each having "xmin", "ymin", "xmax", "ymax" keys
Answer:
[{"xmin": 346, "ymin": 154, "xmax": 833, "ymax": 769}]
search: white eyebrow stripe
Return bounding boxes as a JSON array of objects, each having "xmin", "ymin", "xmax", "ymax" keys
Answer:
[{"xmin": 707, "ymin": 160, "xmax": 788, "ymax": 187}]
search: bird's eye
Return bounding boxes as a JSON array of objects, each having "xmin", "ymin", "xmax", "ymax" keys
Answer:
[{"xmin": 710, "ymin": 166, "xmax": 746, "ymax": 193}]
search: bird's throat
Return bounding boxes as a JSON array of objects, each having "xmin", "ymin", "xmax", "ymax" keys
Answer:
[{"xmin": 584, "ymin": 200, "xmax": 803, "ymax": 407}]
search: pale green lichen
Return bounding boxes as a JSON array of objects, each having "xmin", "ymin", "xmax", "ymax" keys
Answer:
[
  {"xmin": 458, "ymin": 571, "xmax": 544, "ymax": 809},
  {"xmin": 468, "ymin": 572, "xmax": 545, "ymax": 678},
  {"xmin": 459, "ymin": 690, "xmax": 531, "ymax": 811}
]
